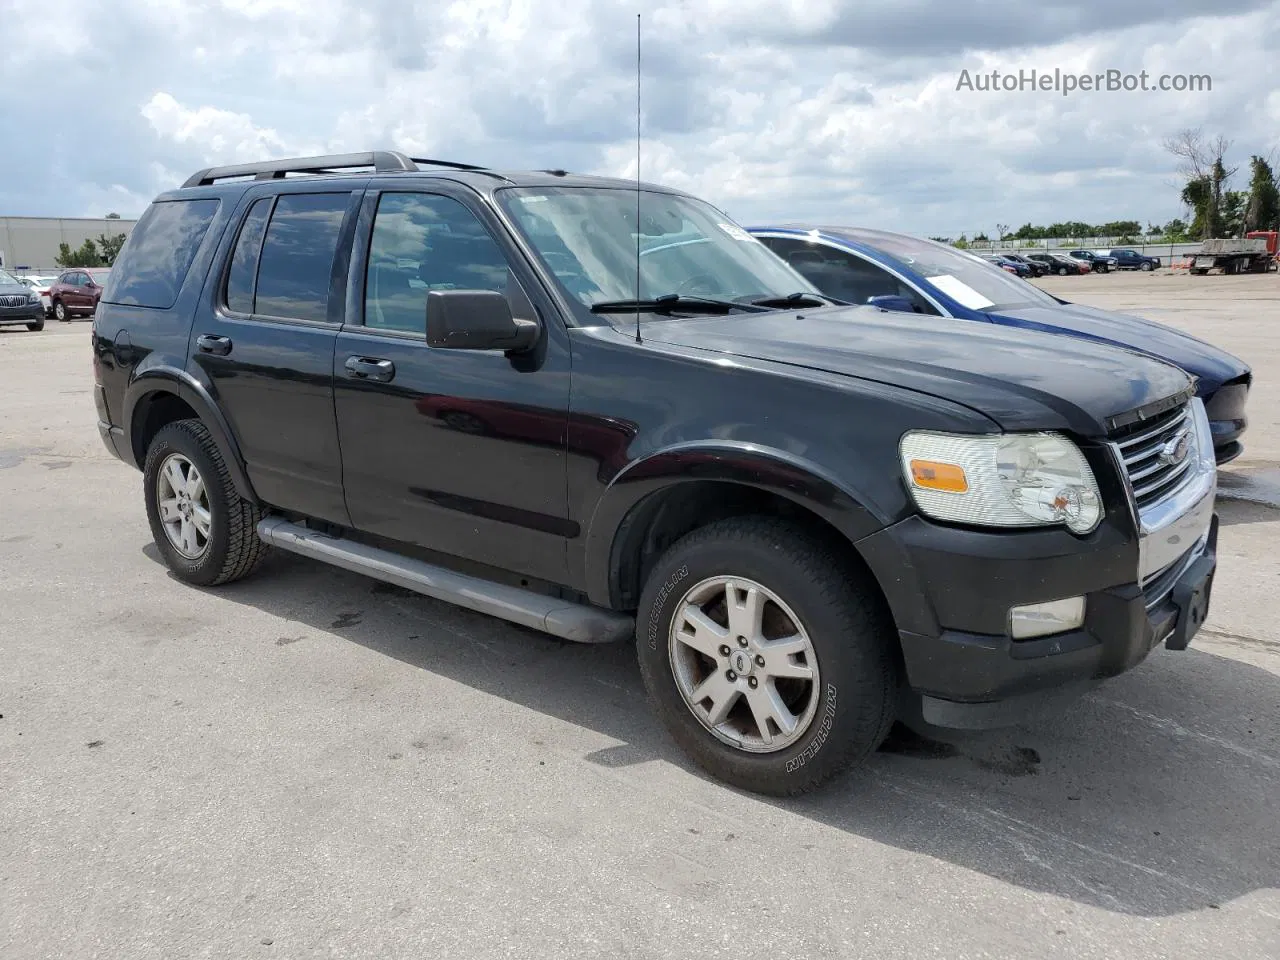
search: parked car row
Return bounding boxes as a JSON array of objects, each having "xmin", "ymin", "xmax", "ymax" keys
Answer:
[
  {"xmin": 90, "ymin": 150, "xmax": 1247, "ymax": 796},
  {"xmin": 6, "ymin": 267, "xmax": 112, "ymax": 327}
]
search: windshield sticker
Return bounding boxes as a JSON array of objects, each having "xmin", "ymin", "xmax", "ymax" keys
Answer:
[
  {"xmin": 518, "ymin": 195, "xmax": 548, "ymax": 203},
  {"xmin": 717, "ymin": 222, "xmax": 758, "ymax": 242},
  {"xmin": 925, "ymin": 274, "xmax": 994, "ymax": 310}
]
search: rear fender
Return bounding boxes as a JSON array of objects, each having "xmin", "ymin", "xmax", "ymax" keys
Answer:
[{"xmin": 122, "ymin": 362, "xmax": 257, "ymax": 502}]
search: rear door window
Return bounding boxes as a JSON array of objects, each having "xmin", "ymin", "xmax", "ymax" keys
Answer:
[
  {"xmin": 223, "ymin": 197, "xmax": 274, "ymax": 315},
  {"xmin": 103, "ymin": 198, "xmax": 221, "ymax": 308},
  {"xmin": 253, "ymin": 193, "xmax": 352, "ymax": 323}
]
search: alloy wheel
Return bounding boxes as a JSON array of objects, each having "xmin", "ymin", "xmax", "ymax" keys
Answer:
[{"xmin": 668, "ymin": 575, "xmax": 820, "ymax": 754}]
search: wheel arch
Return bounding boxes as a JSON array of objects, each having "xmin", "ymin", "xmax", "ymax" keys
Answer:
[
  {"xmin": 584, "ymin": 442, "xmax": 892, "ymax": 611},
  {"xmin": 123, "ymin": 366, "xmax": 258, "ymax": 503}
]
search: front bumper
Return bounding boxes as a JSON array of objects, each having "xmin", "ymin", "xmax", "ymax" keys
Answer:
[
  {"xmin": 0, "ymin": 302, "xmax": 44, "ymax": 324},
  {"xmin": 859, "ymin": 407, "xmax": 1219, "ymax": 731}
]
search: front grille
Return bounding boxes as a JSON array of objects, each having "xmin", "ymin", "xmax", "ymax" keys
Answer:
[
  {"xmin": 1111, "ymin": 402, "xmax": 1194, "ymax": 509},
  {"xmin": 0, "ymin": 295, "xmax": 28, "ymax": 307}
]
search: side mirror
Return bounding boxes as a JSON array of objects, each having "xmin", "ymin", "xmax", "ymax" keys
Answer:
[
  {"xmin": 865, "ymin": 294, "xmax": 917, "ymax": 314},
  {"xmin": 426, "ymin": 289, "xmax": 538, "ymax": 352}
]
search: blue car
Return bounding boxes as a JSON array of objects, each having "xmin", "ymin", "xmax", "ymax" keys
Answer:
[{"xmin": 748, "ymin": 225, "xmax": 1251, "ymax": 463}]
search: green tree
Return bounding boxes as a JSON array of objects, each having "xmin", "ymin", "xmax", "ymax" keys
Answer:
[
  {"xmin": 96, "ymin": 232, "xmax": 127, "ymax": 266},
  {"xmin": 1221, "ymin": 190, "xmax": 1249, "ymax": 236},
  {"xmin": 54, "ymin": 238, "xmax": 104, "ymax": 267},
  {"xmin": 106, "ymin": 212, "xmax": 122, "ymax": 219},
  {"xmin": 1243, "ymin": 155, "xmax": 1279, "ymax": 233},
  {"xmin": 1164, "ymin": 128, "xmax": 1234, "ymax": 239}
]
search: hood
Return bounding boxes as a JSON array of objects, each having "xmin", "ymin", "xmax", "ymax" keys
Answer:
[
  {"xmin": 0, "ymin": 282, "xmax": 31, "ymax": 296},
  {"xmin": 641, "ymin": 306, "xmax": 1192, "ymax": 436},
  {"xmin": 987, "ymin": 302, "xmax": 1249, "ymax": 392}
]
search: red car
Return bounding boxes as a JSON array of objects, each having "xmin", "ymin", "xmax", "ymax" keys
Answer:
[{"xmin": 48, "ymin": 267, "xmax": 111, "ymax": 321}]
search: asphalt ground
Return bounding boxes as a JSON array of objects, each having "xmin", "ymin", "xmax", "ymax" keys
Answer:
[{"xmin": 2, "ymin": 271, "xmax": 1277, "ymax": 959}]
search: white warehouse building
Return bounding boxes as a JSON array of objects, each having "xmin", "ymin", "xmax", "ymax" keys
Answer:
[{"xmin": 0, "ymin": 217, "xmax": 137, "ymax": 274}]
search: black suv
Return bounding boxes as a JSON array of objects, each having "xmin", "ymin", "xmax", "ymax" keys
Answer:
[
  {"xmin": 92, "ymin": 152, "xmax": 1220, "ymax": 795},
  {"xmin": 1099, "ymin": 248, "xmax": 1162, "ymax": 271}
]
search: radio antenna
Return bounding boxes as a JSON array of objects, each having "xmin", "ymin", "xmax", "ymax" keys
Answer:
[{"xmin": 634, "ymin": 12, "xmax": 642, "ymax": 344}]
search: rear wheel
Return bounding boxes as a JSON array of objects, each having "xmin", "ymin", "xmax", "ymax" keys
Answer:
[
  {"xmin": 1057, "ymin": 266, "xmax": 1069, "ymax": 276},
  {"xmin": 636, "ymin": 516, "xmax": 898, "ymax": 796},
  {"xmin": 143, "ymin": 419, "xmax": 269, "ymax": 586},
  {"xmin": 54, "ymin": 300, "xmax": 67, "ymax": 322}
]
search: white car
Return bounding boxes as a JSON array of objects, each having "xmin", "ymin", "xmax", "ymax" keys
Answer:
[{"xmin": 18, "ymin": 275, "xmax": 59, "ymax": 316}]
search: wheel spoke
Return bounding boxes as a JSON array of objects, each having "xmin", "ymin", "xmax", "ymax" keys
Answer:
[
  {"xmin": 192, "ymin": 505, "xmax": 212, "ymax": 537},
  {"xmin": 180, "ymin": 517, "xmax": 197, "ymax": 555},
  {"xmin": 674, "ymin": 604, "xmax": 729, "ymax": 659},
  {"xmin": 158, "ymin": 497, "xmax": 182, "ymax": 523},
  {"xmin": 724, "ymin": 581, "xmax": 766, "ymax": 640},
  {"xmin": 761, "ymin": 634, "xmax": 813, "ymax": 680},
  {"xmin": 187, "ymin": 471, "xmax": 204, "ymax": 502},
  {"xmin": 745, "ymin": 683, "xmax": 798, "ymax": 743},
  {"xmin": 689, "ymin": 672, "xmax": 740, "ymax": 726},
  {"xmin": 164, "ymin": 458, "xmax": 186, "ymax": 495}
]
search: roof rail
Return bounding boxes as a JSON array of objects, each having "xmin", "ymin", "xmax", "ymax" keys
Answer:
[
  {"xmin": 182, "ymin": 151, "xmax": 419, "ymax": 187},
  {"xmin": 407, "ymin": 156, "xmax": 488, "ymax": 172}
]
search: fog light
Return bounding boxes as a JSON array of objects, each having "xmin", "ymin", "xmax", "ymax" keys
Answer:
[{"xmin": 1009, "ymin": 597, "xmax": 1086, "ymax": 640}]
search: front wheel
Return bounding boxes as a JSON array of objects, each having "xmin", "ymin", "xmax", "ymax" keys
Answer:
[
  {"xmin": 1140, "ymin": 261, "xmax": 1153, "ymax": 271},
  {"xmin": 27, "ymin": 318, "xmax": 44, "ymax": 331},
  {"xmin": 1057, "ymin": 266, "xmax": 1069, "ymax": 276},
  {"xmin": 636, "ymin": 517, "xmax": 897, "ymax": 796},
  {"xmin": 143, "ymin": 419, "xmax": 269, "ymax": 586}
]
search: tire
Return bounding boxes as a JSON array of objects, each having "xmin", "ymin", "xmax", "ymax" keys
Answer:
[
  {"xmin": 27, "ymin": 318, "xmax": 44, "ymax": 331},
  {"xmin": 635, "ymin": 516, "xmax": 898, "ymax": 796},
  {"xmin": 143, "ymin": 419, "xmax": 269, "ymax": 587},
  {"xmin": 1140, "ymin": 261, "xmax": 1153, "ymax": 271},
  {"xmin": 1057, "ymin": 266, "xmax": 1069, "ymax": 276},
  {"xmin": 54, "ymin": 300, "xmax": 67, "ymax": 322}
]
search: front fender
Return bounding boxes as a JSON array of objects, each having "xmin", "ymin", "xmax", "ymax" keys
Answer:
[
  {"xmin": 123, "ymin": 363, "xmax": 257, "ymax": 502},
  {"xmin": 582, "ymin": 441, "xmax": 891, "ymax": 607}
]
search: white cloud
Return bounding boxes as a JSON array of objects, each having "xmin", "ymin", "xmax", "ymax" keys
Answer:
[{"xmin": 1, "ymin": 0, "xmax": 1278, "ymax": 234}]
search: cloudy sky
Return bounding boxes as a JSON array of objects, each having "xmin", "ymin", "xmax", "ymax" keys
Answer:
[{"xmin": 3, "ymin": 0, "xmax": 1279, "ymax": 236}]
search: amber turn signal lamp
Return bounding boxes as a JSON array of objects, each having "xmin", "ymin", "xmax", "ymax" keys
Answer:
[{"xmin": 909, "ymin": 459, "xmax": 968, "ymax": 493}]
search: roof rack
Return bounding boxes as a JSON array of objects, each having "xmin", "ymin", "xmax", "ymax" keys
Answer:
[{"xmin": 181, "ymin": 151, "xmax": 494, "ymax": 188}]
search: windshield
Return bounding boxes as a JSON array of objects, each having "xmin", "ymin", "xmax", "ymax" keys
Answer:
[
  {"xmin": 497, "ymin": 186, "xmax": 819, "ymax": 319},
  {"xmin": 0, "ymin": 269, "xmax": 19, "ymax": 285},
  {"xmin": 842, "ymin": 229, "xmax": 1059, "ymax": 310}
]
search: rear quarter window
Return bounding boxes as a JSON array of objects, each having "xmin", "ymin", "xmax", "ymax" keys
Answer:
[{"xmin": 103, "ymin": 198, "xmax": 221, "ymax": 309}]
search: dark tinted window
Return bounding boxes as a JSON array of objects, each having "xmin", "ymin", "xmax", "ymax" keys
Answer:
[
  {"xmin": 224, "ymin": 197, "xmax": 273, "ymax": 314},
  {"xmin": 364, "ymin": 193, "xmax": 515, "ymax": 333},
  {"xmin": 103, "ymin": 199, "xmax": 220, "ymax": 309},
  {"xmin": 254, "ymin": 193, "xmax": 351, "ymax": 322},
  {"xmin": 761, "ymin": 237, "xmax": 936, "ymax": 313}
]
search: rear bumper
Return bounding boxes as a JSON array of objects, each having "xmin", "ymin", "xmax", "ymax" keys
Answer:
[{"xmin": 97, "ymin": 419, "xmax": 125, "ymax": 460}]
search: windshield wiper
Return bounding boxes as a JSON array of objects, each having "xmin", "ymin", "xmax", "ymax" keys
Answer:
[
  {"xmin": 746, "ymin": 292, "xmax": 840, "ymax": 308},
  {"xmin": 589, "ymin": 293, "xmax": 771, "ymax": 315}
]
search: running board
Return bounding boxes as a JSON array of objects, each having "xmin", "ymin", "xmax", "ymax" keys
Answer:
[{"xmin": 256, "ymin": 517, "xmax": 634, "ymax": 644}]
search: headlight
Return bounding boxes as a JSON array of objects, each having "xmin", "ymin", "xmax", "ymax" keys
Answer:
[
  {"xmin": 900, "ymin": 430, "xmax": 1102, "ymax": 534},
  {"xmin": 27, "ymin": 292, "xmax": 39, "ymax": 303}
]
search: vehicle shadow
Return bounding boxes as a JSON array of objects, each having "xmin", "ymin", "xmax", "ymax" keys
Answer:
[{"xmin": 143, "ymin": 543, "xmax": 1280, "ymax": 919}]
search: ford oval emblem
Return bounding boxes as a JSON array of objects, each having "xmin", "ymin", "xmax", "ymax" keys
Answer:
[{"xmin": 1159, "ymin": 431, "xmax": 1191, "ymax": 467}]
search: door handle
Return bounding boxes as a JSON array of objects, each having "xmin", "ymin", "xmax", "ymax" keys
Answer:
[
  {"xmin": 344, "ymin": 356, "xmax": 395, "ymax": 382},
  {"xmin": 196, "ymin": 334, "xmax": 233, "ymax": 356}
]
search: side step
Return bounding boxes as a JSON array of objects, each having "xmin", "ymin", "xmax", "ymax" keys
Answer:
[{"xmin": 256, "ymin": 517, "xmax": 635, "ymax": 644}]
